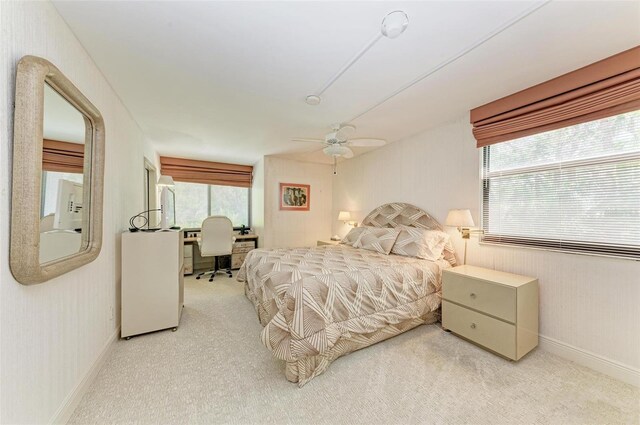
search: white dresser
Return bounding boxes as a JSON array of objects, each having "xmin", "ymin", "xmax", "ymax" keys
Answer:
[
  {"xmin": 121, "ymin": 230, "xmax": 184, "ymax": 339},
  {"xmin": 442, "ymin": 265, "xmax": 538, "ymax": 360}
]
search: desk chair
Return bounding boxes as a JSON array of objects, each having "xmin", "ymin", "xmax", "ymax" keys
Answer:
[
  {"xmin": 40, "ymin": 213, "xmax": 55, "ymax": 232},
  {"xmin": 196, "ymin": 216, "xmax": 234, "ymax": 282}
]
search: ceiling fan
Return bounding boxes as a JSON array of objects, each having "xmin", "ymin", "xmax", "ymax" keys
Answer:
[{"xmin": 292, "ymin": 124, "xmax": 386, "ymax": 160}]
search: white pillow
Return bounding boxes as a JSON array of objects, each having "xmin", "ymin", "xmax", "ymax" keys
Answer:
[
  {"xmin": 341, "ymin": 227, "xmax": 365, "ymax": 246},
  {"xmin": 391, "ymin": 225, "xmax": 450, "ymax": 261},
  {"xmin": 353, "ymin": 226, "xmax": 400, "ymax": 255}
]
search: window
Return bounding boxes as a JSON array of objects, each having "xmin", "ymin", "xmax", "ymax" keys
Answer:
[
  {"xmin": 41, "ymin": 171, "xmax": 83, "ymax": 217},
  {"xmin": 481, "ymin": 110, "xmax": 640, "ymax": 259},
  {"xmin": 173, "ymin": 182, "xmax": 250, "ymax": 228}
]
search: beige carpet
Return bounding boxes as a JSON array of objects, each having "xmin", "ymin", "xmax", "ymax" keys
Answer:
[{"xmin": 69, "ymin": 276, "xmax": 639, "ymax": 425}]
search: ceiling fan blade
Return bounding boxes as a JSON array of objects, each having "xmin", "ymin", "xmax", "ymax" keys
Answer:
[
  {"xmin": 342, "ymin": 147, "xmax": 354, "ymax": 159},
  {"xmin": 348, "ymin": 138, "xmax": 387, "ymax": 147},
  {"xmin": 292, "ymin": 138, "xmax": 325, "ymax": 143}
]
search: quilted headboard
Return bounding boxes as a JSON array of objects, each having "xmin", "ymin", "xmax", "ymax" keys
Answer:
[{"xmin": 361, "ymin": 202, "xmax": 457, "ymax": 266}]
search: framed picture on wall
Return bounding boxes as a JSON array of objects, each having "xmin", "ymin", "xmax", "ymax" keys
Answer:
[{"xmin": 279, "ymin": 183, "xmax": 310, "ymax": 211}]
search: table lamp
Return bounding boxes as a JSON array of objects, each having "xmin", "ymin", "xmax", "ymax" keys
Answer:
[
  {"xmin": 157, "ymin": 175, "xmax": 175, "ymax": 230},
  {"xmin": 445, "ymin": 209, "xmax": 480, "ymax": 265},
  {"xmin": 338, "ymin": 211, "xmax": 357, "ymax": 227}
]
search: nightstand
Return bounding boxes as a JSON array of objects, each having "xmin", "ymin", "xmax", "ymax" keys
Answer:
[
  {"xmin": 442, "ymin": 265, "xmax": 538, "ymax": 360},
  {"xmin": 317, "ymin": 240, "xmax": 341, "ymax": 246}
]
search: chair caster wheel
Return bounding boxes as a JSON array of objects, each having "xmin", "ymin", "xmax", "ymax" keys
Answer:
[
  {"xmin": 209, "ymin": 279, "xmax": 214, "ymax": 282},
  {"xmin": 196, "ymin": 276, "xmax": 200, "ymax": 280},
  {"xmin": 172, "ymin": 327, "xmax": 178, "ymax": 332}
]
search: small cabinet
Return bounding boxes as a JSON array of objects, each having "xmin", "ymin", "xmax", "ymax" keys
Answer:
[
  {"xmin": 442, "ymin": 265, "xmax": 538, "ymax": 361},
  {"xmin": 183, "ymin": 243, "xmax": 193, "ymax": 275},
  {"xmin": 121, "ymin": 231, "xmax": 184, "ymax": 338},
  {"xmin": 317, "ymin": 240, "xmax": 340, "ymax": 246},
  {"xmin": 231, "ymin": 236, "xmax": 258, "ymax": 270}
]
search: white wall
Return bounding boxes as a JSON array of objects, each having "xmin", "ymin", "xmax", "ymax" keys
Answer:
[
  {"xmin": 0, "ymin": 2, "xmax": 153, "ymax": 423},
  {"xmin": 262, "ymin": 156, "xmax": 333, "ymax": 248},
  {"xmin": 251, "ymin": 157, "xmax": 265, "ymax": 246},
  {"xmin": 332, "ymin": 116, "xmax": 640, "ymax": 376}
]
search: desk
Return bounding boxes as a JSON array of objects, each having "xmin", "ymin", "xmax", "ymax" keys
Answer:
[{"xmin": 182, "ymin": 230, "xmax": 258, "ymax": 275}]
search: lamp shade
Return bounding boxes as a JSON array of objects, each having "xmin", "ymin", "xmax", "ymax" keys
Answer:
[
  {"xmin": 338, "ymin": 211, "xmax": 352, "ymax": 221},
  {"xmin": 445, "ymin": 209, "xmax": 474, "ymax": 227},
  {"xmin": 157, "ymin": 175, "xmax": 175, "ymax": 187}
]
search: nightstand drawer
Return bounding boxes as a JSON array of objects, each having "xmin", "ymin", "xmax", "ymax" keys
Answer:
[
  {"xmin": 442, "ymin": 300, "xmax": 516, "ymax": 359},
  {"xmin": 443, "ymin": 272, "xmax": 516, "ymax": 323}
]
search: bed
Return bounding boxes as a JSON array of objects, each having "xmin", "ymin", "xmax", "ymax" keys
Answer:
[{"xmin": 237, "ymin": 203, "xmax": 457, "ymax": 386}]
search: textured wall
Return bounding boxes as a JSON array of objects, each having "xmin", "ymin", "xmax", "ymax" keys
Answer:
[
  {"xmin": 262, "ymin": 156, "xmax": 333, "ymax": 248},
  {"xmin": 0, "ymin": 2, "xmax": 154, "ymax": 423},
  {"xmin": 332, "ymin": 116, "xmax": 640, "ymax": 371}
]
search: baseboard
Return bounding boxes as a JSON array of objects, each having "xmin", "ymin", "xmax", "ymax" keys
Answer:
[
  {"xmin": 50, "ymin": 327, "xmax": 120, "ymax": 424},
  {"xmin": 539, "ymin": 334, "xmax": 639, "ymax": 387}
]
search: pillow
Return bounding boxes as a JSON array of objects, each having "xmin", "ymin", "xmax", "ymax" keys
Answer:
[
  {"xmin": 391, "ymin": 225, "xmax": 450, "ymax": 261},
  {"xmin": 341, "ymin": 227, "xmax": 365, "ymax": 246},
  {"xmin": 353, "ymin": 226, "xmax": 400, "ymax": 255}
]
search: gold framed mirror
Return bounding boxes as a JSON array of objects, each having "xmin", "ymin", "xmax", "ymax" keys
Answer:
[{"xmin": 10, "ymin": 55, "xmax": 105, "ymax": 285}]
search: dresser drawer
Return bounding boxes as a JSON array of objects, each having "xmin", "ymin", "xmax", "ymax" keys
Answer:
[
  {"xmin": 443, "ymin": 271, "xmax": 516, "ymax": 323},
  {"xmin": 231, "ymin": 253, "xmax": 246, "ymax": 269},
  {"xmin": 442, "ymin": 300, "xmax": 516, "ymax": 359},
  {"xmin": 233, "ymin": 246, "xmax": 254, "ymax": 254},
  {"xmin": 233, "ymin": 241, "xmax": 255, "ymax": 254}
]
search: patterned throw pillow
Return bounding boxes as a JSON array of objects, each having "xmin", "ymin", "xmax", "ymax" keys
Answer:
[
  {"xmin": 391, "ymin": 225, "xmax": 450, "ymax": 261},
  {"xmin": 353, "ymin": 226, "xmax": 400, "ymax": 255},
  {"xmin": 341, "ymin": 227, "xmax": 365, "ymax": 246}
]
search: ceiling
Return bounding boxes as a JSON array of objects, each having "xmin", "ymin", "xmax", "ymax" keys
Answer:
[{"xmin": 52, "ymin": 1, "xmax": 640, "ymax": 166}]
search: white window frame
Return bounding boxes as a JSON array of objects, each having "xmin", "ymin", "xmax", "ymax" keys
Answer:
[
  {"xmin": 478, "ymin": 131, "xmax": 640, "ymax": 261},
  {"xmin": 174, "ymin": 182, "xmax": 252, "ymax": 229}
]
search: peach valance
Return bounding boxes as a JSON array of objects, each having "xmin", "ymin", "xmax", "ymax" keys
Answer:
[
  {"xmin": 42, "ymin": 139, "xmax": 84, "ymax": 173},
  {"xmin": 471, "ymin": 46, "xmax": 640, "ymax": 147},
  {"xmin": 160, "ymin": 156, "xmax": 253, "ymax": 188}
]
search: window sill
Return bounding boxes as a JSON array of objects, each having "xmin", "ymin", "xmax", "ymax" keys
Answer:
[{"xmin": 478, "ymin": 240, "xmax": 639, "ymax": 262}]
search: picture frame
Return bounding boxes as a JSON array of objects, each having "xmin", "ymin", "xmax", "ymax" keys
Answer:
[{"xmin": 279, "ymin": 183, "xmax": 310, "ymax": 211}]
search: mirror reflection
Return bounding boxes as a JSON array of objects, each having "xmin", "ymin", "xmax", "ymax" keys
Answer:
[{"xmin": 39, "ymin": 83, "xmax": 90, "ymax": 264}]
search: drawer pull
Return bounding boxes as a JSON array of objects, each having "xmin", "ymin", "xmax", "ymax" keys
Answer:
[
  {"xmin": 470, "ymin": 323, "xmax": 476, "ymax": 329},
  {"xmin": 470, "ymin": 293, "xmax": 477, "ymax": 299}
]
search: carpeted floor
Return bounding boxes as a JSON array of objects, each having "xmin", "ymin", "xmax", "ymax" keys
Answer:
[{"xmin": 69, "ymin": 275, "xmax": 640, "ymax": 425}]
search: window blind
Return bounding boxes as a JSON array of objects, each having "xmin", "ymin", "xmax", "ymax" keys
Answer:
[{"xmin": 481, "ymin": 110, "xmax": 640, "ymax": 259}]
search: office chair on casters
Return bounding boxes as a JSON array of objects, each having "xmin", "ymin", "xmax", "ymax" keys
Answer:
[{"xmin": 196, "ymin": 216, "xmax": 234, "ymax": 282}]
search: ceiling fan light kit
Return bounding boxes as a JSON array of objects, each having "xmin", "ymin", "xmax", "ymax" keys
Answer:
[
  {"xmin": 293, "ymin": 122, "xmax": 386, "ymax": 173},
  {"xmin": 304, "ymin": 10, "xmax": 409, "ymax": 106},
  {"xmin": 323, "ymin": 145, "xmax": 353, "ymax": 158}
]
